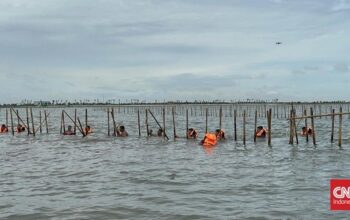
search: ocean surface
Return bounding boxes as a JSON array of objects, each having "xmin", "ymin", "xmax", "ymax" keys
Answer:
[{"xmin": 1, "ymin": 106, "xmax": 350, "ymax": 219}]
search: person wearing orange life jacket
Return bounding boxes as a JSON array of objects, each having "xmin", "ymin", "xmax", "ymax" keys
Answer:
[
  {"xmin": 200, "ymin": 133, "xmax": 217, "ymax": 146},
  {"xmin": 215, "ymin": 129, "xmax": 225, "ymax": 140},
  {"xmin": 301, "ymin": 126, "xmax": 313, "ymax": 136},
  {"xmin": 84, "ymin": 125, "xmax": 93, "ymax": 135},
  {"xmin": 187, "ymin": 128, "xmax": 198, "ymax": 139},
  {"xmin": 256, "ymin": 126, "xmax": 268, "ymax": 138},
  {"xmin": 0, "ymin": 124, "xmax": 8, "ymax": 133}
]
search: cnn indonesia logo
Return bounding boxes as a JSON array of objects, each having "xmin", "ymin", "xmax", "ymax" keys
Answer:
[{"xmin": 330, "ymin": 179, "xmax": 350, "ymax": 210}]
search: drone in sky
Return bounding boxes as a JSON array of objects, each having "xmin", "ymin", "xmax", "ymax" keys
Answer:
[{"xmin": 276, "ymin": 42, "xmax": 282, "ymax": 45}]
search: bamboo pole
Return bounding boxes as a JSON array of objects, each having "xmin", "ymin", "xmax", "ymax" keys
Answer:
[
  {"xmin": 17, "ymin": 110, "xmax": 19, "ymax": 125},
  {"xmin": 11, "ymin": 108, "xmax": 30, "ymax": 132},
  {"xmin": 85, "ymin": 108, "xmax": 88, "ymax": 128},
  {"xmin": 137, "ymin": 109, "xmax": 141, "ymax": 137},
  {"xmin": 293, "ymin": 110, "xmax": 298, "ymax": 145},
  {"xmin": 10, "ymin": 109, "xmax": 14, "ymax": 135},
  {"xmin": 111, "ymin": 108, "xmax": 116, "ymax": 136},
  {"xmin": 74, "ymin": 109, "xmax": 77, "ymax": 134},
  {"xmin": 310, "ymin": 107, "xmax": 316, "ymax": 145},
  {"xmin": 6, "ymin": 108, "xmax": 8, "ymax": 126},
  {"xmin": 60, "ymin": 111, "xmax": 63, "ymax": 134},
  {"xmin": 62, "ymin": 110, "xmax": 84, "ymax": 136},
  {"xmin": 254, "ymin": 109, "xmax": 257, "ymax": 143},
  {"xmin": 77, "ymin": 118, "xmax": 86, "ymax": 137},
  {"xmin": 186, "ymin": 109, "xmax": 189, "ymax": 139},
  {"xmin": 172, "ymin": 107, "xmax": 176, "ymax": 139},
  {"xmin": 304, "ymin": 109, "xmax": 308, "ymax": 143},
  {"xmin": 62, "ymin": 111, "xmax": 66, "ymax": 133},
  {"xmin": 268, "ymin": 109, "xmax": 272, "ymax": 146},
  {"xmin": 289, "ymin": 109, "xmax": 293, "ymax": 145},
  {"xmin": 219, "ymin": 106, "xmax": 222, "ymax": 130},
  {"xmin": 148, "ymin": 109, "xmax": 169, "ymax": 140},
  {"xmin": 34, "ymin": 112, "xmax": 50, "ymax": 134},
  {"xmin": 338, "ymin": 107, "xmax": 342, "ymax": 147},
  {"xmin": 243, "ymin": 110, "xmax": 246, "ymax": 145},
  {"xmin": 331, "ymin": 109, "xmax": 335, "ymax": 143},
  {"xmin": 146, "ymin": 109, "xmax": 149, "ymax": 136},
  {"xmin": 39, "ymin": 111, "xmax": 42, "ymax": 134},
  {"xmin": 26, "ymin": 108, "xmax": 30, "ymax": 136},
  {"xmin": 234, "ymin": 109, "xmax": 237, "ymax": 141},
  {"xmin": 30, "ymin": 108, "xmax": 35, "ymax": 136},
  {"xmin": 45, "ymin": 110, "xmax": 49, "ymax": 134},
  {"xmin": 107, "ymin": 108, "xmax": 110, "ymax": 136},
  {"xmin": 163, "ymin": 108, "xmax": 166, "ymax": 140},
  {"xmin": 205, "ymin": 108, "xmax": 208, "ymax": 134}
]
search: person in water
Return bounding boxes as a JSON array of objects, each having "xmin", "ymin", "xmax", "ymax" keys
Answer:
[
  {"xmin": 256, "ymin": 126, "xmax": 268, "ymax": 138},
  {"xmin": 187, "ymin": 128, "xmax": 198, "ymax": 139},
  {"xmin": 16, "ymin": 124, "xmax": 25, "ymax": 133},
  {"xmin": 63, "ymin": 125, "xmax": 75, "ymax": 135},
  {"xmin": 157, "ymin": 128, "xmax": 164, "ymax": 137},
  {"xmin": 85, "ymin": 125, "xmax": 93, "ymax": 135},
  {"xmin": 116, "ymin": 125, "xmax": 128, "ymax": 137},
  {"xmin": 0, "ymin": 124, "xmax": 8, "ymax": 133},
  {"xmin": 301, "ymin": 126, "xmax": 313, "ymax": 136},
  {"xmin": 200, "ymin": 132, "xmax": 217, "ymax": 146},
  {"xmin": 215, "ymin": 129, "xmax": 225, "ymax": 140}
]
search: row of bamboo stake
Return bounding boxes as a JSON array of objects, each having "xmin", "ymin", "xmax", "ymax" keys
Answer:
[{"xmin": 0, "ymin": 106, "xmax": 348, "ymax": 147}]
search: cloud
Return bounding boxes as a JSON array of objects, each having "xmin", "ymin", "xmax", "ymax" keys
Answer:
[{"xmin": 0, "ymin": 0, "xmax": 349, "ymax": 102}]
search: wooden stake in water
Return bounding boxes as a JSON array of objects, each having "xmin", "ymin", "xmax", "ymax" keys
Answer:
[
  {"xmin": 234, "ymin": 109, "xmax": 237, "ymax": 141},
  {"xmin": 254, "ymin": 109, "xmax": 257, "ymax": 143},
  {"xmin": 310, "ymin": 107, "xmax": 316, "ymax": 145},
  {"xmin": 85, "ymin": 108, "xmax": 88, "ymax": 128},
  {"xmin": 10, "ymin": 109, "xmax": 14, "ymax": 135},
  {"xmin": 243, "ymin": 110, "xmax": 246, "ymax": 145},
  {"xmin": 17, "ymin": 110, "xmax": 19, "ymax": 125},
  {"xmin": 146, "ymin": 109, "xmax": 149, "ymax": 136},
  {"xmin": 30, "ymin": 108, "xmax": 35, "ymax": 136},
  {"xmin": 172, "ymin": 107, "xmax": 176, "ymax": 139},
  {"xmin": 186, "ymin": 109, "xmax": 189, "ymax": 139},
  {"xmin": 219, "ymin": 106, "xmax": 222, "ymax": 130},
  {"xmin": 137, "ymin": 109, "xmax": 141, "ymax": 137},
  {"xmin": 268, "ymin": 109, "xmax": 272, "ymax": 146},
  {"xmin": 60, "ymin": 111, "xmax": 63, "ymax": 134},
  {"xmin": 304, "ymin": 109, "xmax": 308, "ymax": 143},
  {"xmin": 74, "ymin": 109, "xmax": 77, "ymax": 134},
  {"xmin": 331, "ymin": 109, "xmax": 335, "ymax": 143},
  {"xmin": 111, "ymin": 108, "xmax": 116, "ymax": 136},
  {"xmin": 107, "ymin": 108, "xmax": 110, "ymax": 136},
  {"xmin": 26, "ymin": 108, "xmax": 30, "ymax": 136},
  {"xmin": 338, "ymin": 107, "xmax": 342, "ymax": 147},
  {"xmin": 289, "ymin": 110, "xmax": 293, "ymax": 145},
  {"xmin": 293, "ymin": 110, "xmax": 298, "ymax": 145},
  {"xmin": 163, "ymin": 108, "xmax": 166, "ymax": 140},
  {"xmin": 39, "ymin": 111, "xmax": 42, "ymax": 134},
  {"xmin": 6, "ymin": 108, "xmax": 8, "ymax": 126},
  {"xmin": 205, "ymin": 108, "xmax": 208, "ymax": 133},
  {"xmin": 45, "ymin": 110, "xmax": 49, "ymax": 134}
]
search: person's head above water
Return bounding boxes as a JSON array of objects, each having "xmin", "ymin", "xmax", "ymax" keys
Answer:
[
  {"xmin": 1, "ymin": 124, "xmax": 5, "ymax": 128},
  {"xmin": 120, "ymin": 125, "xmax": 125, "ymax": 132},
  {"xmin": 257, "ymin": 126, "xmax": 263, "ymax": 130},
  {"xmin": 67, "ymin": 125, "xmax": 73, "ymax": 131}
]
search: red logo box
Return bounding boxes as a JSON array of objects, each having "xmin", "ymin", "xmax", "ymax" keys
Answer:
[{"xmin": 330, "ymin": 179, "xmax": 350, "ymax": 210}]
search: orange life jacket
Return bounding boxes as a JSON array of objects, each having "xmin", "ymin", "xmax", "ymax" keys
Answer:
[
  {"xmin": 203, "ymin": 133, "xmax": 217, "ymax": 146},
  {"xmin": 0, "ymin": 127, "xmax": 8, "ymax": 133}
]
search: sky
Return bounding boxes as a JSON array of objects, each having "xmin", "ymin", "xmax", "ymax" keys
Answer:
[{"xmin": 0, "ymin": 0, "xmax": 350, "ymax": 103}]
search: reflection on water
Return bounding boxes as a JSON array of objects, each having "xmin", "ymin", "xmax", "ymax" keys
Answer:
[{"xmin": 1, "ymin": 107, "xmax": 350, "ymax": 219}]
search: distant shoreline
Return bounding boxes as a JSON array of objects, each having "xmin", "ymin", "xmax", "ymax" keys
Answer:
[{"xmin": 1, "ymin": 101, "xmax": 349, "ymax": 108}]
